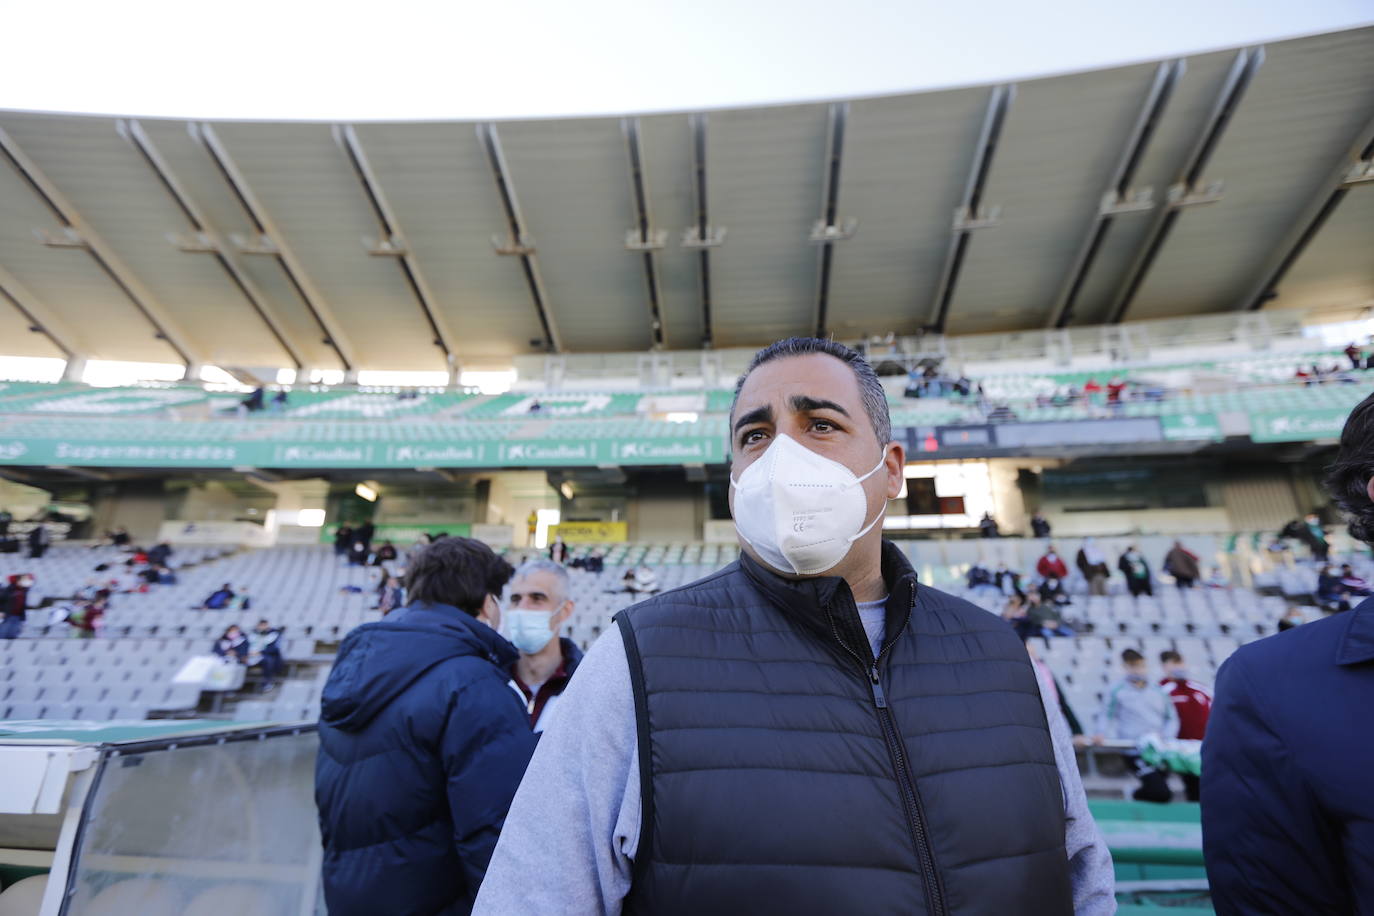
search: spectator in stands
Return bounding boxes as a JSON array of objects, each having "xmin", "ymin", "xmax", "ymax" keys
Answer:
[
  {"xmin": 1159, "ymin": 651, "xmax": 1210, "ymax": 802},
  {"xmin": 978, "ymin": 512, "xmax": 1000, "ymax": 538},
  {"xmin": 1076, "ymin": 538, "xmax": 1111, "ymax": 596},
  {"xmin": 1277, "ymin": 605, "xmax": 1307, "ymax": 631},
  {"xmin": 1339, "ymin": 563, "xmax": 1372, "ymax": 597},
  {"xmin": 333, "ymin": 524, "xmax": 354, "ymax": 557},
  {"xmin": 147, "ymin": 541, "xmax": 173, "ymax": 567},
  {"xmin": 0, "ymin": 574, "xmax": 34, "ymax": 639},
  {"xmin": 504, "ymin": 560, "xmax": 582, "ymax": 734},
  {"xmin": 26, "ymin": 522, "xmax": 49, "ymax": 559},
  {"xmin": 371, "ymin": 540, "xmax": 398, "ymax": 565},
  {"xmin": 1036, "ymin": 544, "xmax": 1069, "ymax": 581},
  {"xmin": 547, "ymin": 534, "xmax": 568, "ymax": 564},
  {"xmin": 1029, "ymin": 585, "xmax": 1074, "ymax": 637},
  {"xmin": 1345, "ymin": 341, "xmax": 1363, "ymax": 369},
  {"xmin": 355, "ymin": 520, "xmax": 376, "ymax": 553},
  {"xmin": 1031, "ymin": 510, "xmax": 1052, "ymax": 539},
  {"xmin": 1316, "ymin": 564, "xmax": 1352, "ymax": 612},
  {"xmin": 241, "ymin": 386, "xmax": 265, "ymax": 413},
  {"xmin": 1163, "ymin": 541, "xmax": 1201, "ymax": 589},
  {"xmin": 477, "ymin": 336, "xmax": 1114, "ymax": 913},
  {"xmin": 966, "ymin": 561, "xmax": 998, "ymax": 597},
  {"xmin": 199, "ymin": 583, "xmax": 236, "ymax": 610},
  {"xmin": 994, "ymin": 561, "xmax": 1025, "ymax": 599},
  {"xmin": 1083, "ymin": 377, "xmax": 1104, "ymax": 406},
  {"xmin": 1203, "ymin": 389, "xmax": 1374, "ymax": 912},
  {"xmin": 213, "ymin": 624, "xmax": 249, "ymax": 663},
  {"xmin": 247, "ymin": 620, "xmax": 284, "ymax": 692},
  {"xmin": 376, "ymin": 574, "xmax": 404, "ymax": 616},
  {"xmin": 316, "ymin": 536, "xmax": 535, "ymax": 916},
  {"xmin": 616, "ymin": 565, "xmax": 660, "ymax": 595},
  {"xmin": 68, "ymin": 597, "xmax": 107, "ymax": 640},
  {"xmin": 1106, "ymin": 376, "xmax": 1127, "ymax": 407},
  {"xmin": 1094, "ymin": 648, "xmax": 1179, "ymax": 803},
  {"xmin": 1204, "ymin": 565, "xmax": 1230, "ymax": 589},
  {"xmin": 1039, "ymin": 573, "xmax": 1072, "ymax": 606},
  {"xmin": 1302, "ymin": 512, "xmax": 1330, "ymax": 561}
]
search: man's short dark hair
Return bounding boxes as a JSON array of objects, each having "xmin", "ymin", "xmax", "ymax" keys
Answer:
[
  {"xmin": 1121, "ymin": 649, "xmax": 1144, "ymax": 664},
  {"xmin": 1160, "ymin": 650, "xmax": 1182, "ymax": 664},
  {"xmin": 1325, "ymin": 392, "xmax": 1374, "ymax": 543},
  {"xmin": 405, "ymin": 537, "xmax": 514, "ymax": 616},
  {"xmin": 730, "ymin": 337, "xmax": 892, "ymax": 446}
]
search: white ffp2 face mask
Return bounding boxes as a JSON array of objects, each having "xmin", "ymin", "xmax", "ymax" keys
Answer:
[
  {"xmin": 506, "ymin": 608, "xmax": 558, "ymax": 654},
  {"xmin": 730, "ymin": 434, "xmax": 887, "ymax": 576}
]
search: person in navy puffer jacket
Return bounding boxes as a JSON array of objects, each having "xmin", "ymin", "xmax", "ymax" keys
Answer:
[{"xmin": 316, "ymin": 536, "xmax": 536, "ymax": 916}]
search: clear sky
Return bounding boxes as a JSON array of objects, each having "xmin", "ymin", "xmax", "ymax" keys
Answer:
[{"xmin": 1, "ymin": 0, "xmax": 1370, "ymax": 120}]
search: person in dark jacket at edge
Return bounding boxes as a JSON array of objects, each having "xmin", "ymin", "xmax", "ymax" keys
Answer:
[
  {"xmin": 503, "ymin": 559, "xmax": 583, "ymax": 733},
  {"xmin": 475, "ymin": 337, "xmax": 1114, "ymax": 915},
  {"xmin": 316, "ymin": 536, "xmax": 536, "ymax": 916},
  {"xmin": 1203, "ymin": 391, "xmax": 1374, "ymax": 914}
]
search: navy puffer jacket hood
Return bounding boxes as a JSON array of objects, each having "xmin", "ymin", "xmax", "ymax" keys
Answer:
[{"xmin": 316, "ymin": 602, "xmax": 537, "ymax": 916}]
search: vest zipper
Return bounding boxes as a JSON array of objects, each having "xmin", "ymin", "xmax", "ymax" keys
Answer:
[{"xmin": 826, "ymin": 593, "xmax": 946, "ymax": 916}]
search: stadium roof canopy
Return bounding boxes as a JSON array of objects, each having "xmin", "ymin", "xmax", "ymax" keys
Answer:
[{"xmin": 0, "ymin": 26, "xmax": 1370, "ymax": 374}]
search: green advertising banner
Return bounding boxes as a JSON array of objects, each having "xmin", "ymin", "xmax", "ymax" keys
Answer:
[
  {"xmin": 319, "ymin": 523, "xmax": 472, "ymax": 545},
  {"xmin": 1249, "ymin": 408, "xmax": 1350, "ymax": 443},
  {"xmin": 0, "ymin": 435, "xmax": 726, "ymax": 469},
  {"xmin": 1159, "ymin": 412, "xmax": 1224, "ymax": 442}
]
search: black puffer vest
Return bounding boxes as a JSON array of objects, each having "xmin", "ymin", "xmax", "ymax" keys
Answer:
[{"xmin": 616, "ymin": 542, "xmax": 1072, "ymax": 916}]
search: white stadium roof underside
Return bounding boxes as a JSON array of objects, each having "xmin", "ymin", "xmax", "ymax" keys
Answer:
[{"xmin": 0, "ymin": 26, "xmax": 1371, "ymax": 374}]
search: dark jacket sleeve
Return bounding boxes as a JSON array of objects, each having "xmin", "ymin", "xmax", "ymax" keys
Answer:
[
  {"xmin": 1202, "ymin": 652, "xmax": 1349, "ymax": 915},
  {"xmin": 442, "ymin": 673, "xmax": 538, "ymax": 902}
]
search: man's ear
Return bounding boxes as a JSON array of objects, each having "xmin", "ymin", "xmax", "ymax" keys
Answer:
[
  {"xmin": 884, "ymin": 441, "xmax": 906, "ymax": 499},
  {"xmin": 554, "ymin": 599, "xmax": 575, "ymax": 628}
]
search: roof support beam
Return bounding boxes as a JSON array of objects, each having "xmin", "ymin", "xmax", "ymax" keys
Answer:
[
  {"xmin": 926, "ymin": 85, "xmax": 1013, "ymax": 333},
  {"xmin": 1047, "ymin": 61, "xmax": 1183, "ymax": 329},
  {"xmin": 812, "ymin": 103, "xmax": 852, "ymax": 338},
  {"xmin": 622, "ymin": 118, "xmax": 667, "ymax": 349},
  {"xmin": 190, "ymin": 122, "xmax": 357, "ymax": 373},
  {"xmin": 0, "ymin": 263, "xmax": 79, "ymax": 360},
  {"xmin": 334, "ymin": 125, "xmax": 458, "ymax": 377},
  {"xmin": 478, "ymin": 123, "xmax": 564, "ymax": 353},
  {"xmin": 1106, "ymin": 48, "xmax": 1264, "ymax": 324},
  {"xmin": 1239, "ymin": 110, "xmax": 1374, "ymax": 312},
  {"xmin": 0, "ymin": 126, "xmax": 201, "ymax": 367},
  {"xmin": 684, "ymin": 114, "xmax": 721, "ymax": 348},
  {"xmin": 117, "ymin": 119, "xmax": 306, "ymax": 370}
]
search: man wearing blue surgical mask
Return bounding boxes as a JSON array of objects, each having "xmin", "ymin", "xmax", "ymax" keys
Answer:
[
  {"xmin": 477, "ymin": 338, "xmax": 1113, "ymax": 915},
  {"xmin": 505, "ymin": 560, "xmax": 582, "ymax": 734}
]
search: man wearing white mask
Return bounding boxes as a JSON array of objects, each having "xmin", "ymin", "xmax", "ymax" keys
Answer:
[
  {"xmin": 505, "ymin": 560, "xmax": 582, "ymax": 733},
  {"xmin": 476, "ymin": 338, "xmax": 1113, "ymax": 915}
]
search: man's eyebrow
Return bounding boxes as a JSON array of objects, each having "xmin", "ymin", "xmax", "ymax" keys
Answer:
[
  {"xmin": 733, "ymin": 404, "xmax": 773, "ymax": 434},
  {"xmin": 790, "ymin": 395, "xmax": 851, "ymax": 417}
]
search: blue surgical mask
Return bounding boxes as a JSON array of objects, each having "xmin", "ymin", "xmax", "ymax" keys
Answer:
[{"xmin": 506, "ymin": 609, "xmax": 557, "ymax": 654}]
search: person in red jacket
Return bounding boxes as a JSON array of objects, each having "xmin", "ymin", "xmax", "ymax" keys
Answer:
[
  {"xmin": 1160, "ymin": 650, "xmax": 1211, "ymax": 801},
  {"xmin": 1036, "ymin": 545, "xmax": 1069, "ymax": 581}
]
